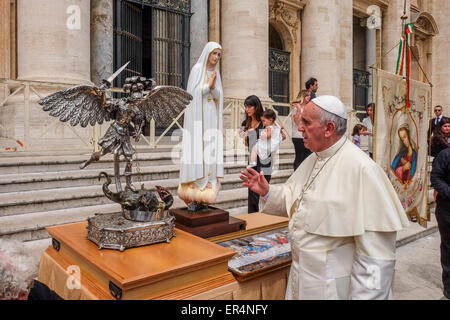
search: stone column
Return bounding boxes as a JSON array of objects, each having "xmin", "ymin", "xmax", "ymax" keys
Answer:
[
  {"xmin": 17, "ymin": 0, "xmax": 91, "ymax": 84},
  {"xmin": 382, "ymin": 0, "xmax": 410, "ymax": 73},
  {"xmin": 301, "ymin": 0, "xmax": 352, "ymax": 107},
  {"xmin": 208, "ymin": 0, "xmax": 220, "ymax": 44},
  {"xmin": 339, "ymin": 0, "xmax": 353, "ymax": 108},
  {"xmin": 0, "ymin": 0, "xmax": 12, "ymax": 102},
  {"xmin": 91, "ymin": 0, "xmax": 113, "ymax": 85},
  {"xmin": 431, "ymin": 0, "xmax": 450, "ymax": 114},
  {"xmin": 190, "ymin": 0, "xmax": 208, "ymax": 69},
  {"xmin": 221, "ymin": 0, "xmax": 269, "ymax": 100},
  {"xmin": 366, "ymin": 26, "xmax": 377, "ymax": 103}
]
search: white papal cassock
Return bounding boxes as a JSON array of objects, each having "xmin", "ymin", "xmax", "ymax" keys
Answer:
[{"xmin": 260, "ymin": 135, "xmax": 409, "ymax": 299}]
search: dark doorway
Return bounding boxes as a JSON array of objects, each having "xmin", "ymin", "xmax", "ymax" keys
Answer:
[
  {"xmin": 353, "ymin": 16, "xmax": 370, "ymax": 115},
  {"xmin": 269, "ymin": 24, "xmax": 290, "ymax": 116},
  {"xmin": 113, "ymin": 0, "xmax": 191, "ymax": 136}
]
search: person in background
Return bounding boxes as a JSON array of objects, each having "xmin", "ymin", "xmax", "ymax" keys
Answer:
[
  {"xmin": 429, "ymin": 105, "xmax": 444, "ymax": 143},
  {"xmin": 362, "ymin": 103, "xmax": 375, "ymax": 158},
  {"xmin": 291, "ymin": 90, "xmax": 312, "ymax": 171},
  {"xmin": 430, "ymin": 116, "xmax": 450, "ymax": 158},
  {"xmin": 430, "ymin": 147, "xmax": 450, "ymax": 300},
  {"xmin": 352, "ymin": 124, "xmax": 364, "ymax": 148},
  {"xmin": 305, "ymin": 77, "xmax": 318, "ymax": 99},
  {"xmin": 0, "ymin": 240, "xmax": 62, "ymax": 300},
  {"xmin": 248, "ymin": 109, "xmax": 286, "ymax": 169},
  {"xmin": 241, "ymin": 95, "xmax": 272, "ymax": 213}
]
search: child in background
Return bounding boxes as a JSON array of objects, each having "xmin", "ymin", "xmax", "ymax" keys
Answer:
[
  {"xmin": 352, "ymin": 124, "xmax": 364, "ymax": 148},
  {"xmin": 247, "ymin": 109, "xmax": 286, "ymax": 168}
]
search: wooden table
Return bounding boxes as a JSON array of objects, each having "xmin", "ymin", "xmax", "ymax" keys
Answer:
[{"xmin": 38, "ymin": 213, "xmax": 290, "ymax": 300}]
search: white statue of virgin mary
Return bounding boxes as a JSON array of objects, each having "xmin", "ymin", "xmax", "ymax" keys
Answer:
[{"xmin": 178, "ymin": 42, "xmax": 224, "ymax": 211}]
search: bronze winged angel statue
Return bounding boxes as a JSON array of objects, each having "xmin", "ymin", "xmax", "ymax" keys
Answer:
[{"xmin": 38, "ymin": 62, "xmax": 192, "ymax": 193}]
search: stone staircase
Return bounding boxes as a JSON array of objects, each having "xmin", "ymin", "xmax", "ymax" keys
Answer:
[{"xmin": 0, "ymin": 148, "xmax": 295, "ymax": 250}]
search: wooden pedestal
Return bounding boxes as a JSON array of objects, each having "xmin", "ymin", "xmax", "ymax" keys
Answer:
[
  {"xmin": 170, "ymin": 207, "xmax": 246, "ymax": 238},
  {"xmin": 44, "ymin": 222, "xmax": 235, "ymax": 300}
]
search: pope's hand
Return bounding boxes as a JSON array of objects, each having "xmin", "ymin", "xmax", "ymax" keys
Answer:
[{"xmin": 240, "ymin": 167, "xmax": 269, "ymax": 197}]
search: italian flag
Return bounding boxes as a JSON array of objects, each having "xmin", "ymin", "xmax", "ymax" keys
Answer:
[
  {"xmin": 395, "ymin": 23, "xmax": 414, "ymax": 108},
  {"xmin": 406, "ymin": 24, "xmax": 414, "ymax": 34},
  {"xmin": 396, "ymin": 37, "xmax": 406, "ymax": 76}
]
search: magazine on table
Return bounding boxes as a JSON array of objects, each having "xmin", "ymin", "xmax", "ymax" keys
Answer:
[{"xmin": 218, "ymin": 227, "xmax": 291, "ymax": 276}]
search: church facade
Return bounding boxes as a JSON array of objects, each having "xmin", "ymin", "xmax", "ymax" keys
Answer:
[{"xmin": 0, "ymin": 0, "xmax": 448, "ymax": 151}]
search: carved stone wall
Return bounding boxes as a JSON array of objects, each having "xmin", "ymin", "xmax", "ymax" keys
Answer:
[
  {"xmin": 301, "ymin": 0, "xmax": 353, "ymax": 107},
  {"xmin": 221, "ymin": 0, "xmax": 270, "ymax": 100},
  {"xmin": 91, "ymin": 0, "xmax": 114, "ymax": 86},
  {"xmin": 17, "ymin": 0, "xmax": 91, "ymax": 83},
  {"xmin": 431, "ymin": 0, "xmax": 450, "ymax": 114},
  {"xmin": 269, "ymin": 0, "xmax": 303, "ymax": 100}
]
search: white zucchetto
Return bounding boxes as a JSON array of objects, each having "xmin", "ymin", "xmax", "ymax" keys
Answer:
[{"xmin": 312, "ymin": 95, "xmax": 348, "ymax": 120}]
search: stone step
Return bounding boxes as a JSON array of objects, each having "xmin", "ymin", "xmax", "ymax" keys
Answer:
[
  {"xmin": 0, "ymin": 149, "xmax": 295, "ymax": 174},
  {"xmin": 0, "ymin": 152, "xmax": 180, "ymax": 174},
  {"xmin": 0, "ymin": 184, "xmax": 264, "ymax": 242},
  {"xmin": 0, "ymin": 159, "xmax": 294, "ymax": 193},
  {"xmin": 0, "ymin": 169, "xmax": 293, "ymax": 217}
]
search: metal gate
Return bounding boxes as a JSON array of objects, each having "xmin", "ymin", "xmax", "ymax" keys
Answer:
[
  {"xmin": 150, "ymin": 2, "xmax": 190, "ymax": 89},
  {"xmin": 353, "ymin": 68, "xmax": 370, "ymax": 111},
  {"xmin": 269, "ymin": 48, "xmax": 290, "ymax": 116},
  {"xmin": 113, "ymin": 0, "xmax": 143, "ymax": 89},
  {"xmin": 114, "ymin": 0, "xmax": 190, "ymax": 88},
  {"xmin": 114, "ymin": 0, "xmax": 191, "ymax": 135}
]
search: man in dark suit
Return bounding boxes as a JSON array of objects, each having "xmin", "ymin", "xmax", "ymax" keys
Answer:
[
  {"xmin": 431, "ymin": 147, "xmax": 450, "ymax": 300},
  {"xmin": 429, "ymin": 105, "xmax": 444, "ymax": 139}
]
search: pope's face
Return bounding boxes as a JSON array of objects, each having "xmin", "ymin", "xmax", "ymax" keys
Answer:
[
  {"xmin": 398, "ymin": 128, "xmax": 411, "ymax": 148},
  {"xmin": 208, "ymin": 49, "xmax": 222, "ymax": 66},
  {"xmin": 298, "ymin": 102, "xmax": 328, "ymax": 152}
]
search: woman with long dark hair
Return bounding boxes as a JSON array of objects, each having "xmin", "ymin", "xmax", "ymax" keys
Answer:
[
  {"xmin": 241, "ymin": 95, "xmax": 272, "ymax": 213},
  {"xmin": 431, "ymin": 116, "xmax": 450, "ymax": 158}
]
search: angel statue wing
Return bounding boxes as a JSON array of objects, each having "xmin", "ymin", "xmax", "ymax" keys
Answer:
[
  {"xmin": 137, "ymin": 86, "xmax": 193, "ymax": 125},
  {"xmin": 38, "ymin": 85, "xmax": 111, "ymax": 127},
  {"xmin": 38, "ymin": 61, "xmax": 130, "ymax": 127}
]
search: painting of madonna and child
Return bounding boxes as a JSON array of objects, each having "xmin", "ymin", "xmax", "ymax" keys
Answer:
[{"xmin": 375, "ymin": 69, "xmax": 430, "ymax": 226}]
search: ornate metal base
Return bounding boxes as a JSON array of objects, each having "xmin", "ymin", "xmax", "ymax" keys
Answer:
[{"xmin": 86, "ymin": 212, "xmax": 175, "ymax": 251}]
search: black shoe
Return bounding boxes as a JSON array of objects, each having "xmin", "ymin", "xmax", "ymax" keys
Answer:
[{"xmin": 444, "ymin": 290, "xmax": 450, "ymax": 300}]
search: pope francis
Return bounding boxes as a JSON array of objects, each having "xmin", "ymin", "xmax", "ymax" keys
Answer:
[{"xmin": 240, "ymin": 95, "xmax": 409, "ymax": 300}]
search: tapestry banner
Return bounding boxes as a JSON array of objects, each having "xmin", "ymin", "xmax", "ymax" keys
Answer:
[{"xmin": 374, "ymin": 69, "xmax": 430, "ymax": 227}]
